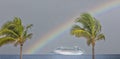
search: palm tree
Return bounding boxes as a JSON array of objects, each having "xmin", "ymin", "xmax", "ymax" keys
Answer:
[
  {"xmin": 0, "ymin": 17, "xmax": 33, "ymax": 59},
  {"xmin": 71, "ymin": 13, "xmax": 105, "ymax": 59}
]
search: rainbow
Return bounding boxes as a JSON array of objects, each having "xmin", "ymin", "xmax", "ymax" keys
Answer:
[
  {"xmin": 25, "ymin": 0, "xmax": 120, "ymax": 54},
  {"xmin": 90, "ymin": 0, "xmax": 120, "ymax": 16}
]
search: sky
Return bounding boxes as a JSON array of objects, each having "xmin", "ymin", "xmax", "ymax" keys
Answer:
[{"xmin": 0, "ymin": 0, "xmax": 120, "ymax": 54}]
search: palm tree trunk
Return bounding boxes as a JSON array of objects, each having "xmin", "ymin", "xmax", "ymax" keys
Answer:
[
  {"xmin": 92, "ymin": 44, "xmax": 95, "ymax": 59},
  {"xmin": 20, "ymin": 44, "xmax": 23, "ymax": 59}
]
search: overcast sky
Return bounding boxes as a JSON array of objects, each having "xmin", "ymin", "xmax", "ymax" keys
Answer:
[{"xmin": 0, "ymin": 0, "xmax": 120, "ymax": 54}]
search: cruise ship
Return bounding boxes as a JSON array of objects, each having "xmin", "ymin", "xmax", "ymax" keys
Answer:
[{"xmin": 53, "ymin": 46, "xmax": 84, "ymax": 55}]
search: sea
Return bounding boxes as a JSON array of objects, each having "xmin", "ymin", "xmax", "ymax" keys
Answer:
[{"xmin": 0, "ymin": 54, "xmax": 120, "ymax": 59}]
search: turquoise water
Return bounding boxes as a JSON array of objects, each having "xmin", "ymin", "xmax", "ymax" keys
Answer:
[{"xmin": 0, "ymin": 54, "xmax": 120, "ymax": 59}]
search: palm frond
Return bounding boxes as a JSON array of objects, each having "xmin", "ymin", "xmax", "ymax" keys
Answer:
[
  {"xmin": 96, "ymin": 34, "xmax": 105, "ymax": 41},
  {"xmin": 22, "ymin": 33, "xmax": 33, "ymax": 44},
  {"xmin": 94, "ymin": 19, "xmax": 101, "ymax": 35},
  {"xmin": 76, "ymin": 17, "xmax": 90, "ymax": 29},
  {"xmin": 23, "ymin": 32, "xmax": 33, "ymax": 40},
  {"xmin": 17, "ymin": 25, "xmax": 24, "ymax": 36},
  {"xmin": 26, "ymin": 33, "xmax": 33, "ymax": 39},
  {"xmin": 26, "ymin": 24, "xmax": 33, "ymax": 29},
  {"xmin": 0, "ymin": 29, "xmax": 19, "ymax": 38},
  {"xmin": 0, "ymin": 37, "xmax": 15, "ymax": 47},
  {"xmin": 13, "ymin": 17, "xmax": 22, "ymax": 25},
  {"xmin": 1, "ymin": 21, "xmax": 15, "ymax": 30},
  {"xmin": 71, "ymin": 25, "xmax": 83, "ymax": 30},
  {"xmin": 71, "ymin": 28, "xmax": 91, "ymax": 39}
]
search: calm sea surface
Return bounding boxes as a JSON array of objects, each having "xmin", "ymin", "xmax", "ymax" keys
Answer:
[{"xmin": 0, "ymin": 54, "xmax": 120, "ymax": 59}]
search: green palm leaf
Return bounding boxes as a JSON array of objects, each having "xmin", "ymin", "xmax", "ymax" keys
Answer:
[
  {"xmin": 0, "ymin": 29, "xmax": 19, "ymax": 38},
  {"xmin": 26, "ymin": 33, "xmax": 33, "ymax": 39},
  {"xmin": 0, "ymin": 37, "xmax": 15, "ymax": 47},
  {"xmin": 96, "ymin": 34, "xmax": 105, "ymax": 41},
  {"xmin": 26, "ymin": 24, "xmax": 33, "ymax": 29},
  {"xmin": 71, "ymin": 28, "xmax": 91, "ymax": 39}
]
